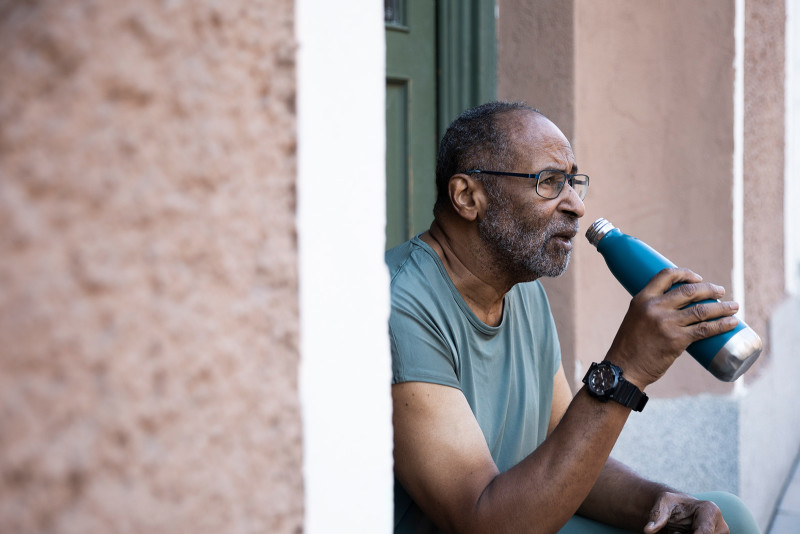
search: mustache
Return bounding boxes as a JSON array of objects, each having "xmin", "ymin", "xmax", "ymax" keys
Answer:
[{"xmin": 546, "ymin": 217, "xmax": 579, "ymax": 238}]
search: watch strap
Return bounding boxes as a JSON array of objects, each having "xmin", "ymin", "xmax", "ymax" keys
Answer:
[{"xmin": 609, "ymin": 378, "xmax": 648, "ymax": 412}]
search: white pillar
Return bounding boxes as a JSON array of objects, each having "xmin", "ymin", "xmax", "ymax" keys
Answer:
[{"xmin": 296, "ymin": 2, "xmax": 393, "ymax": 533}]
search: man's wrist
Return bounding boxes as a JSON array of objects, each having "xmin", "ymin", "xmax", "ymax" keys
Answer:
[
  {"xmin": 583, "ymin": 360, "xmax": 649, "ymax": 412},
  {"xmin": 603, "ymin": 355, "xmax": 650, "ymax": 391}
]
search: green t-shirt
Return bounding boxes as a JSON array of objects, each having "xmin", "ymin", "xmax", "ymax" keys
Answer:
[{"xmin": 387, "ymin": 236, "xmax": 561, "ymax": 533}]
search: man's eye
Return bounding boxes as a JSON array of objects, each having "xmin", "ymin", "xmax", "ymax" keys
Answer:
[{"xmin": 539, "ymin": 173, "xmax": 561, "ymax": 187}]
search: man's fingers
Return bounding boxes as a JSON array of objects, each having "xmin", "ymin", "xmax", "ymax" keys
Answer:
[
  {"xmin": 680, "ymin": 300, "xmax": 739, "ymax": 326},
  {"xmin": 662, "ymin": 283, "xmax": 728, "ymax": 311},
  {"xmin": 644, "ymin": 267, "xmax": 703, "ymax": 296},
  {"xmin": 645, "ymin": 494, "xmax": 728, "ymax": 534},
  {"xmin": 692, "ymin": 501, "xmax": 729, "ymax": 534},
  {"xmin": 644, "ymin": 498, "xmax": 673, "ymax": 533},
  {"xmin": 686, "ymin": 315, "xmax": 739, "ymax": 343}
]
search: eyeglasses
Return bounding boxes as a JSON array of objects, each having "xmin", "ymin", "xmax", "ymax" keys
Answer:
[{"xmin": 464, "ymin": 169, "xmax": 589, "ymax": 201}]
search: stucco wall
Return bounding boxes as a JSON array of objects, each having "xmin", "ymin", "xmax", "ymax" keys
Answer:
[
  {"xmin": 743, "ymin": 0, "xmax": 786, "ymax": 366},
  {"xmin": 0, "ymin": 2, "xmax": 301, "ymax": 532}
]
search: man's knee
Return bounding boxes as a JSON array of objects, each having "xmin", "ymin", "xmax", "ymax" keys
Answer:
[{"xmin": 694, "ymin": 492, "xmax": 762, "ymax": 534}]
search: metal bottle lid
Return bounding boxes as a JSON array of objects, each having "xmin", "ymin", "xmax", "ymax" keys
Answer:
[{"xmin": 585, "ymin": 217, "xmax": 617, "ymax": 247}]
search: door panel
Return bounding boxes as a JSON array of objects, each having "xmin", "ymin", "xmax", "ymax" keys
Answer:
[
  {"xmin": 385, "ymin": 0, "xmax": 437, "ymax": 249},
  {"xmin": 384, "ymin": 0, "xmax": 497, "ymax": 249},
  {"xmin": 385, "ymin": 79, "xmax": 411, "ymax": 248}
]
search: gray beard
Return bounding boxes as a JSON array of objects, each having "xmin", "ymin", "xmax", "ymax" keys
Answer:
[{"xmin": 477, "ymin": 194, "xmax": 575, "ymax": 280}]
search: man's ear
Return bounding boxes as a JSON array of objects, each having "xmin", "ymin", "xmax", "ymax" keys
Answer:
[{"xmin": 448, "ymin": 173, "xmax": 487, "ymax": 222}]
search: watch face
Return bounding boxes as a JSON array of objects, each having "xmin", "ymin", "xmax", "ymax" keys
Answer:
[{"xmin": 588, "ymin": 365, "xmax": 618, "ymax": 395}]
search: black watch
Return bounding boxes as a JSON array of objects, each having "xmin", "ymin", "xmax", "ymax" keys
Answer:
[{"xmin": 582, "ymin": 361, "xmax": 648, "ymax": 412}]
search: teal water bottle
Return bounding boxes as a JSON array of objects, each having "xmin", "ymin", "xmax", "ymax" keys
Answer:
[{"xmin": 585, "ymin": 218, "xmax": 762, "ymax": 382}]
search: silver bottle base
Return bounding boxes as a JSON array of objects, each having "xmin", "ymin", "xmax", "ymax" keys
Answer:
[{"xmin": 708, "ymin": 327, "xmax": 763, "ymax": 382}]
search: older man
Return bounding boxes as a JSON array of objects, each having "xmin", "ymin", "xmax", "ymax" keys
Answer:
[{"xmin": 386, "ymin": 102, "xmax": 760, "ymax": 533}]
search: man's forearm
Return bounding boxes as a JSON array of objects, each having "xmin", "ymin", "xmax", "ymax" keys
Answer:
[
  {"xmin": 470, "ymin": 388, "xmax": 636, "ymax": 533},
  {"xmin": 577, "ymin": 457, "xmax": 674, "ymax": 531}
]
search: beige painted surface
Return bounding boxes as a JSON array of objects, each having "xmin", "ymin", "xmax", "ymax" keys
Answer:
[
  {"xmin": 498, "ymin": 0, "xmax": 575, "ymax": 139},
  {"xmin": 743, "ymin": 0, "xmax": 786, "ymax": 371},
  {"xmin": 0, "ymin": 1, "xmax": 302, "ymax": 532}
]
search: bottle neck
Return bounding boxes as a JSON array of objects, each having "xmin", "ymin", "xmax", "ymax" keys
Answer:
[{"xmin": 586, "ymin": 218, "xmax": 617, "ymax": 247}]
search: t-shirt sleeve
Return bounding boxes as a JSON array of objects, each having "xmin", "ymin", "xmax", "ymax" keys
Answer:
[{"xmin": 388, "ymin": 289, "xmax": 461, "ymax": 389}]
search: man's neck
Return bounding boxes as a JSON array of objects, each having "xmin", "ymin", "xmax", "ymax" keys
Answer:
[{"xmin": 421, "ymin": 220, "xmax": 524, "ymax": 327}]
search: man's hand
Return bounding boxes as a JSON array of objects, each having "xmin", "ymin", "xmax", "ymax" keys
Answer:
[
  {"xmin": 606, "ymin": 267, "xmax": 740, "ymax": 388},
  {"xmin": 645, "ymin": 492, "xmax": 729, "ymax": 534}
]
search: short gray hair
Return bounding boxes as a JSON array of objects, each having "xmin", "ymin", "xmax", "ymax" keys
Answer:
[{"xmin": 433, "ymin": 101, "xmax": 543, "ymax": 217}]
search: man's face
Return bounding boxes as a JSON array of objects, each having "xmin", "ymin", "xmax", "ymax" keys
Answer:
[{"xmin": 477, "ymin": 112, "xmax": 585, "ymax": 280}]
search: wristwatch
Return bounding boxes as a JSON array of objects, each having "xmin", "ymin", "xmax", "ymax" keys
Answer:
[{"xmin": 582, "ymin": 361, "xmax": 648, "ymax": 412}]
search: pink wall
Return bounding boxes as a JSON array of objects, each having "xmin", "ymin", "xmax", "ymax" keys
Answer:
[
  {"xmin": 743, "ymin": 0, "xmax": 786, "ymax": 363},
  {"xmin": 0, "ymin": 1, "xmax": 302, "ymax": 531}
]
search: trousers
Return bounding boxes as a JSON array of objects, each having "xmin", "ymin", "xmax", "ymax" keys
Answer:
[{"xmin": 558, "ymin": 492, "xmax": 761, "ymax": 534}]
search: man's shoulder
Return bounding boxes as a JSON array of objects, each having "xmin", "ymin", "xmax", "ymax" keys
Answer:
[
  {"xmin": 385, "ymin": 236, "xmax": 441, "ymax": 285},
  {"xmin": 385, "ymin": 238, "xmax": 418, "ymax": 279},
  {"xmin": 385, "ymin": 237, "xmax": 456, "ymax": 323}
]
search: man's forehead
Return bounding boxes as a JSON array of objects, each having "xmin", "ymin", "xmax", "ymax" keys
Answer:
[
  {"xmin": 501, "ymin": 110, "xmax": 575, "ymax": 162},
  {"xmin": 503, "ymin": 110, "xmax": 565, "ymax": 141}
]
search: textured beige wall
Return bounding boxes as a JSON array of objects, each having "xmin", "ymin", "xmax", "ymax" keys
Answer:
[
  {"xmin": 0, "ymin": 2, "xmax": 301, "ymax": 532},
  {"xmin": 743, "ymin": 0, "xmax": 786, "ymax": 369},
  {"xmin": 498, "ymin": 0, "xmax": 575, "ymax": 139}
]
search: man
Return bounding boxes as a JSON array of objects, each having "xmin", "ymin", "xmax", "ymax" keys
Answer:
[{"xmin": 386, "ymin": 102, "xmax": 760, "ymax": 533}]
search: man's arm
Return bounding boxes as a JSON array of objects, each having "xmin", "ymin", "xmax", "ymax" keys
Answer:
[
  {"xmin": 549, "ymin": 366, "xmax": 681, "ymax": 529},
  {"xmin": 577, "ymin": 459, "xmax": 727, "ymax": 533},
  {"xmin": 393, "ymin": 379, "xmax": 633, "ymax": 533},
  {"xmin": 544, "ymin": 275, "xmax": 730, "ymax": 533},
  {"xmin": 393, "ymin": 268, "xmax": 738, "ymax": 533}
]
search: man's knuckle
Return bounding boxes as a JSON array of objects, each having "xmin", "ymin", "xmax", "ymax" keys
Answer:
[
  {"xmin": 695, "ymin": 323, "xmax": 711, "ymax": 339},
  {"xmin": 679, "ymin": 284, "xmax": 697, "ymax": 298}
]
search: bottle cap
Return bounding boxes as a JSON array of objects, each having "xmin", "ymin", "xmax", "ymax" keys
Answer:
[{"xmin": 585, "ymin": 218, "xmax": 616, "ymax": 247}]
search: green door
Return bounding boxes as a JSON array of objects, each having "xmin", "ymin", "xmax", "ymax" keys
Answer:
[
  {"xmin": 384, "ymin": 0, "xmax": 497, "ymax": 249},
  {"xmin": 385, "ymin": 0, "xmax": 437, "ymax": 249}
]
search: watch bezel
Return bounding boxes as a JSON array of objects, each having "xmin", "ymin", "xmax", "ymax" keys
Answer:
[
  {"xmin": 582, "ymin": 360, "xmax": 649, "ymax": 412},
  {"xmin": 585, "ymin": 361, "xmax": 621, "ymax": 397}
]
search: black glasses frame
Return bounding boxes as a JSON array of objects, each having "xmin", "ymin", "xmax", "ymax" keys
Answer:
[{"xmin": 464, "ymin": 169, "xmax": 589, "ymax": 201}]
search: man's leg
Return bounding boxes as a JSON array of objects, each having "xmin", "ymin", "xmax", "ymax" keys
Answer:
[
  {"xmin": 558, "ymin": 492, "xmax": 761, "ymax": 534},
  {"xmin": 695, "ymin": 492, "xmax": 762, "ymax": 534},
  {"xmin": 558, "ymin": 514, "xmax": 637, "ymax": 533}
]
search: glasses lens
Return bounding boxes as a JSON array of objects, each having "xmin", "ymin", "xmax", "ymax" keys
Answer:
[
  {"xmin": 536, "ymin": 170, "xmax": 566, "ymax": 199},
  {"xmin": 572, "ymin": 175, "xmax": 589, "ymax": 200}
]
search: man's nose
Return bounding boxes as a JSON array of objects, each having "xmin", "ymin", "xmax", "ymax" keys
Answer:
[{"xmin": 559, "ymin": 183, "xmax": 586, "ymax": 218}]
